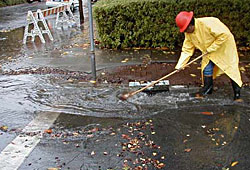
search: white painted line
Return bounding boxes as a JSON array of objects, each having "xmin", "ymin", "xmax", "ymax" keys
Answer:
[{"xmin": 0, "ymin": 112, "xmax": 60, "ymax": 170}]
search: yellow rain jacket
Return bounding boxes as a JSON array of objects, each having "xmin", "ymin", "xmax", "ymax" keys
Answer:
[{"xmin": 175, "ymin": 17, "xmax": 242, "ymax": 87}]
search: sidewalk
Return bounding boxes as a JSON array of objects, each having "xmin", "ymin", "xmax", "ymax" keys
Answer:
[{"xmin": 96, "ymin": 57, "xmax": 250, "ymax": 87}]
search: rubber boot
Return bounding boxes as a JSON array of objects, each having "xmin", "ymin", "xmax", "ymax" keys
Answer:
[
  {"xmin": 231, "ymin": 80, "xmax": 243, "ymax": 102},
  {"xmin": 195, "ymin": 76, "xmax": 213, "ymax": 99}
]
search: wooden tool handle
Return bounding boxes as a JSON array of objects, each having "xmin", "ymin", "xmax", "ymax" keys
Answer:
[{"xmin": 130, "ymin": 53, "xmax": 207, "ymax": 96}]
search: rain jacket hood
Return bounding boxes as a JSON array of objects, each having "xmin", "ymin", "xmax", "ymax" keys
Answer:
[{"xmin": 175, "ymin": 17, "xmax": 242, "ymax": 87}]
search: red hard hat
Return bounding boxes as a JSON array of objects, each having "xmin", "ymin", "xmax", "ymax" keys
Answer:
[{"xmin": 175, "ymin": 11, "xmax": 194, "ymax": 32}]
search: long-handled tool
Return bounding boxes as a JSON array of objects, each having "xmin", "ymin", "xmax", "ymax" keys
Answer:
[{"xmin": 119, "ymin": 53, "xmax": 207, "ymax": 100}]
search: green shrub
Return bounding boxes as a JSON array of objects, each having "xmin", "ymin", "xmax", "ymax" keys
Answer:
[
  {"xmin": 0, "ymin": 0, "xmax": 26, "ymax": 7},
  {"xmin": 93, "ymin": 0, "xmax": 250, "ymax": 49},
  {"xmin": 0, "ymin": 2, "xmax": 5, "ymax": 7}
]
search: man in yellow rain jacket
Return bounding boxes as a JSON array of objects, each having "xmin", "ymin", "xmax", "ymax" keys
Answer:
[{"xmin": 175, "ymin": 11, "xmax": 243, "ymax": 101}]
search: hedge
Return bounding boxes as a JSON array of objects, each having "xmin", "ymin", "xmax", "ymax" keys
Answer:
[
  {"xmin": 0, "ymin": 0, "xmax": 26, "ymax": 7},
  {"xmin": 93, "ymin": 0, "xmax": 250, "ymax": 49}
]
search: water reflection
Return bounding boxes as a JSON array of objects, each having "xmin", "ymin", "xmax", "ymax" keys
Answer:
[
  {"xmin": 194, "ymin": 107, "xmax": 241, "ymax": 167},
  {"xmin": 0, "ymin": 28, "xmax": 24, "ymax": 61},
  {"xmin": 151, "ymin": 102, "xmax": 250, "ymax": 169}
]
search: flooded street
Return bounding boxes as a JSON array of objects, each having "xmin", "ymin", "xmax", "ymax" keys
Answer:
[
  {"xmin": 0, "ymin": 2, "xmax": 47, "ymax": 31},
  {"xmin": 0, "ymin": 2, "xmax": 250, "ymax": 170}
]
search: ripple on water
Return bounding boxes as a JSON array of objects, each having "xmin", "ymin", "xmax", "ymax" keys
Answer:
[
  {"xmin": 1, "ymin": 73, "xmax": 249, "ymax": 123},
  {"xmin": 0, "ymin": 75, "xmax": 41, "ymax": 125}
]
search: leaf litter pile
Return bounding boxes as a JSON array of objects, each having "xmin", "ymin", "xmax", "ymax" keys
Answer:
[
  {"xmin": 117, "ymin": 120, "xmax": 166, "ymax": 170},
  {"xmin": 85, "ymin": 120, "xmax": 167, "ymax": 170},
  {"xmin": 2, "ymin": 67, "xmax": 91, "ymax": 82},
  {"xmin": 42, "ymin": 119, "xmax": 166, "ymax": 169}
]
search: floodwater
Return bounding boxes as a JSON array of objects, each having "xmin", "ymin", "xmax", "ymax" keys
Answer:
[
  {"xmin": 1, "ymin": 3, "xmax": 250, "ymax": 170},
  {"xmin": 0, "ymin": 2, "xmax": 47, "ymax": 31}
]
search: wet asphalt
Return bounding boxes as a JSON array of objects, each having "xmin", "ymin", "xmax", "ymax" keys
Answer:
[{"xmin": 0, "ymin": 2, "xmax": 250, "ymax": 170}]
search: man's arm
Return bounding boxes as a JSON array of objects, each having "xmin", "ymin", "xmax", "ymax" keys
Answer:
[{"xmin": 175, "ymin": 36, "xmax": 195, "ymax": 69}]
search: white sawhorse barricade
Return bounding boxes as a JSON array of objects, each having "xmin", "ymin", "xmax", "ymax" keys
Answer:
[{"xmin": 23, "ymin": 4, "xmax": 76, "ymax": 44}]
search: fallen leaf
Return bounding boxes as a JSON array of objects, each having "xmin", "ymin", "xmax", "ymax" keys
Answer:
[
  {"xmin": 0, "ymin": 126, "xmax": 8, "ymax": 132},
  {"xmin": 201, "ymin": 125, "xmax": 206, "ymax": 128},
  {"xmin": 231, "ymin": 161, "xmax": 239, "ymax": 167},
  {"xmin": 82, "ymin": 43, "xmax": 90, "ymax": 48},
  {"xmin": 201, "ymin": 112, "xmax": 214, "ymax": 116},
  {"xmin": 190, "ymin": 74, "xmax": 197, "ymax": 77},
  {"xmin": 67, "ymin": 79, "xmax": 74, "ymax": 82},
  {"xmin": 183, "ymin": 139, "xmax": 188, "ymax": 143},
  {"xmin": 184, "ymin": 148, "xmax": 192, "ymax": 152},
  {"xmin": 122, "ymin": 165, "xmax": 130, "ymax": 170},
  {"xmin": 160, "ymin": 47, "xmax": 168, "ymax": 50},
  {"xmin": 134, "ymin": 166, "xmax": 143, "ymax": 170},
  {"xmin": 156, "ymin": 163, "xmax": 165, "ymax": 169},
  {"xmin": 122, "ymin": 146, "xmax": 127, "ymax": 151},
  {"xmin": 63, "ymin": 141, "xmax": 69, "ymax": 145},
  {"xmin": 122, "ymin": 134, "xmax": 131, "ymax": 140},
  {"xmin": 87, "ymin": 134, "xmax": 94, "ymax": 138},
  {"xmin": 0, "ymin": 29, "xmax": 11, "ymax": 33},
  {"xmin": 213, "ymin": 127, "xmax": 220, "ymax": 131},
  {"xmin": 89, "ymin": 80, "xmax": 96, "ymax": 84},
  {"xmin": 110, "ymin": 132, "xmax": 116, "ymax": 136},
  {"xmin": 240, "ymin": 67, "xmax": 246, "ymax": 71},
  {"xmin": 127, "ymin": 144, "xmax": 132, "ymax": 148},
  {"xmin": 94, "ymin": 40, "xmax": 100, "ymax": 44},
  {"xmin": 44, "ymin": 129, "xmax": 52, "ymax": 134},
  {"xmin": 89, "ymin": 127, "xmax": 98, "ymax": 133},
  {"xmin": 73, "ymin": 132, "xmax": 79, "ymax": 136}
]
